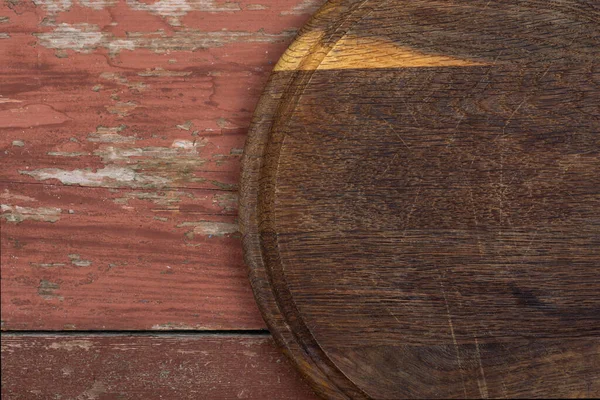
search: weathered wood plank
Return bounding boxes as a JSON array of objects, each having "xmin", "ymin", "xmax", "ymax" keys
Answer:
[
  {"xmin": 1, "ymin": 181, "xmax": 264, "ymax": 330},
  {"xmin": 0, "ymin": 334, "xmax": 319, "ymax": 400},
  {"xmin": 1, "ymin": 0, "xmax": 328, "ymax": 330},
  {"xmin": 1, "ymin": 0, "xmax": 326, "ymax": 191}
]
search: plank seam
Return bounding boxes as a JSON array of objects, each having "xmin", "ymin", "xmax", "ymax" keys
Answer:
[{"xmin": 1, "ymin": 330, "xmax": 270, "ymax": 337}]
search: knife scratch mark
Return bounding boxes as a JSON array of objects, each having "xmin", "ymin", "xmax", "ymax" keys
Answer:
[{"xmin": 441, "ymin": 279, "xmax": 468, "ymax": 397}]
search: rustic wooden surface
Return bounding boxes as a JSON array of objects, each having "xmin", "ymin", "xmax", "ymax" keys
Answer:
[
  {"xmin": 1, "ymin": 0, "xmax": 325, "ymax": 398},
  {"xmin": 1, "ymin": 334, "xmax": 318, "ymax": 399},
  {"xmin": 1, "ymin": 182, "xmax": 260, "ymax": 330},
  {"xmin": 1, "ymin": 0, "xmax": 327, "ymax": 331},
  {"xmin": 240, "ymin": 0, "xmax": 600, "ymax": 398}
]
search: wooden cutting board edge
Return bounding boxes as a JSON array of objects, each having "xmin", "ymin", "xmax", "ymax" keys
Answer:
[{"xmin": 239, "ymin": 1, "xmax": 373, "ymax": 399}]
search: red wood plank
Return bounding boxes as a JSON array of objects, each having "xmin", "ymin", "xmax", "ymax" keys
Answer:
[
  {"xmin": 1, "ymin": 1, "xmax": 327, "ymax": 191},
  {"xmin": 1, "ymin": 0, "xmax": 328, "ymax": 330},
  {"xmin": 0, "ymin": 33, "xmax": 258, "ymax": 191},
  {"xmin": 1, "ymin": 334, "xmax": 319, "ymax": 400},
  {"xmin": 1, "ymin": 181, "xmax": 264, "ymax": 330}
]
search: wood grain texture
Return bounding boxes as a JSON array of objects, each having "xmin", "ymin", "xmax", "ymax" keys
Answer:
[
  {"xmin": 1, "ymin": 0, "xmax": 328, "ymax": 330},
  {"xmin": 240, "ymin": 0, "xmax": 600, "ymax": 398},
  {"xmin": 1, "ymin": 181, "xmax": 263, "ymax": 330},
  {"xmin": 1, "ymin": 0, "xmax": 327, "ymax": 190},
  {"xmin": 0, "ymin": 334, "xmax": 319, "ymax": 400}
]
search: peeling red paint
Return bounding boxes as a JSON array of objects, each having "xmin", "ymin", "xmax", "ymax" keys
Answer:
[
  {"xmin": 1, "ymin": 335, "xmax": 319, "ymax": 399},
  {"xmin": 0, "ymin": 181, "xmax": 255, "ymax": 330},
  {"xmin": 1, "ymin": 0, "xmax": 327, "ymax": 332}
]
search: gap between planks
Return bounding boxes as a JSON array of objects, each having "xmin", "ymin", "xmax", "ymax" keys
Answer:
[{"xmin": 1, "ymin": 330, "xmax": 270, "ymax": 337}]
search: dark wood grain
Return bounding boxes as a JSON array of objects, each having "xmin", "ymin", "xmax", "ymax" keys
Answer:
[
  {"xmin": 0, "ymin": 334, "xmax": 319, "ymax": 400},
  {"xmin": 240, "ymin": 0, "xmax": 600, "ymax": 398}
]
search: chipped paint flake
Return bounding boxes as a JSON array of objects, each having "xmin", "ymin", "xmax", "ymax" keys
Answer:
[
  {"xmin": 93, "ymin": 139, "xmax": 207, "ymax": 162},
  {"xmin": 79, "ymin": 0, "xmax": 116, "ymax": 10},
  {"xmin": 48, "ymin": 340, "xmax": 94, "ymax": 351},
  {"xmin": 246, "ymin": 4, "xmax": 267, "ymax": 11},
  {"xmin": 213, "ymin": 192, "xmax": 238, "ymax": 212},
  {"xmin": 281, "ymin": 0, "xmax": 322, "ymax": 15},
  {"xmin": 114, "ymin": 191, "xmax": 194, "ymax": 206},
  {"xmin": 21, "ymin": 134, "xmax": 211, "ymax": 189},
  {"xmin": 30, "ymin": 263, "xmax": 67, "ymax": 268},
  {"xmin": 20, "ymin": 166, "xmax": 169, "ymax": 188},
  {"xmin": 0, "ymin": 190, "xmax": 37, "ymax": 202},
  {"xmin": 138, "ymin": 68, "xmax": 192, "ymax": 77},
  {"xmin": 127, "ymin": 0, "xmax": 192, "ymax": 17},
  {"xmin": 11, "ymin": 140, "xmax": 24, "ymax": 147},
  {"xmin": 170, "ymin": 139, "xmax": 204, "ymax": 149},
  {"xmin": 177, "ymin": 220, "xmax": 238, "ymax": 236},
  {"xmin": 108, "ymin": 39, "xmax": 136, "ymax": 54},
  {"xmin": 32, "ymin": 0, "xmax": 73, "ymax": 13},
  {"xmin": 99, "ymin": 73, "xmax": 146, "ymax": 91},
  {"xmin": 1, "ymin": 96, "xmax": 22, "ymax": 104},
  {"xmin": 36, "ymin": 23, "xmax": 296, "ymax": 55},
  {"xmin": 1, "ymin": 205, "xmax": 62, "ymax": 223},
  {"xmin": 69, "ymin": 254, "xmax": 93, "ymax": 267},
  {"xmin": 86, "ymin": 125, "xmax": 135, "ymax": 143},
  {"xmin": 47, "ymin": 151, "xmax": 89, "ymax": 157},
  {"xmin": 126, "ymin": 0, "xmax": 240, "ymax": 27},
  {"xmin": 35, "ymin": 23, "xmax": 103, "ymax": 52},
  {"xmin": 73, "ymin": 261, "xmax": 92, "ymax": 267},
  {"xmin": 176, "ymin": 121, "xmax": 194, "ymax": 131},
  {"xmin": 106, "ymin": 101, "xmax": 138, "ymax": 116},
  {"xmin": 38, "ymin": 280, "xmax": 64, "ymax": 301}
]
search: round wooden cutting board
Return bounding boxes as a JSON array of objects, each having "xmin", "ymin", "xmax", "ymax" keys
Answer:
[{"xmin": 240, "ymin": 1, "xmax": 600, "ymax": 398}]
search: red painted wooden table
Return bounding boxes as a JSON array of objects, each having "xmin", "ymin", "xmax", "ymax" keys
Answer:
[{"xmin": 0, "ymin": 1, "xmax": 324, "ymax": 398}]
